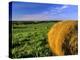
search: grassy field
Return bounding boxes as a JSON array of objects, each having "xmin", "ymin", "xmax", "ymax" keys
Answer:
[{"xmin": 10, "ymin": 21, "xmax": 58, "ymax": 58}]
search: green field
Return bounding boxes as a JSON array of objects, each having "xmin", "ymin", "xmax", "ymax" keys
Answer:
[{"xmin": 10, "ymin": 21, "xmax": 58, "ymax": 58}]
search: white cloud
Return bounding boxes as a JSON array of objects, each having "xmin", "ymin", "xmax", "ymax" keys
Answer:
[
  {"xmin": 20, "ymin": 12, "xmax": 51, "ymax": 21},
  {"xmin": 13, "ymin": 5, "xmax": 69, "ymax": 21},
  {"xmin": 60, "ymin": 5, "xmax": 68, "ymax": 10}
]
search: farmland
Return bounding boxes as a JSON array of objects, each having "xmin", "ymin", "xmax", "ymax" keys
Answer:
[
  {"xmin": 10, "ymin": 21, "xmax": 58, "ymax": 58},
  {"xmin": 9, "ymin": 21, "xmax": 78, "ymax": 58}
]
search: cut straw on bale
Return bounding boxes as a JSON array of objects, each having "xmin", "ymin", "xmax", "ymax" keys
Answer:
[{"xmin": 48, "ymin": 20, "xmax": 78, "ymax": 56}]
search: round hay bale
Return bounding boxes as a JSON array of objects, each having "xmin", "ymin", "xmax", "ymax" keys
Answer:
[{"xmin": 48, "ymin": 20, "xmax": 78, "ymax": 56}]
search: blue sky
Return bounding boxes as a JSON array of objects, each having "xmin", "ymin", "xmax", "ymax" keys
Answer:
[{"xmin": 11, "ymin": 1, "xmax": 78, "ymax": 21}]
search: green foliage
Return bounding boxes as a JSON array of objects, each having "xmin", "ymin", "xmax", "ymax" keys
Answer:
[{"xmin": 10, "ymin": 21, "xmax": 57, "ymax": 58}]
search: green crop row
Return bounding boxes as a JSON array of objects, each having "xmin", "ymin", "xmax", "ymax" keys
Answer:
[{"xmin": 10, "ymin": 21, "xmax": 58, "ymax": 58}]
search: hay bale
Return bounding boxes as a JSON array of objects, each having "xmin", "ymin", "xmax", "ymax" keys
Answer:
[{"xmin": 48, "ymin": 20, "xmax": 78, "ymax": 56}]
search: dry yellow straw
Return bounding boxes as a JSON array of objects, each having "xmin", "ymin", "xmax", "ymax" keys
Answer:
[{"xmin": 48, "ymin": 20, "xmax": 78, "ymax": 56}]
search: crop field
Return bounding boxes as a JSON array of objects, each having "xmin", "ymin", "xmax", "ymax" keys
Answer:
[
  {"xmin": 9, "ymin": 21, "xmax": 78, "ymax": 58},
  {"xmin": 10, "ymin": 21, "xmax": 58, "ymax": 58}
]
